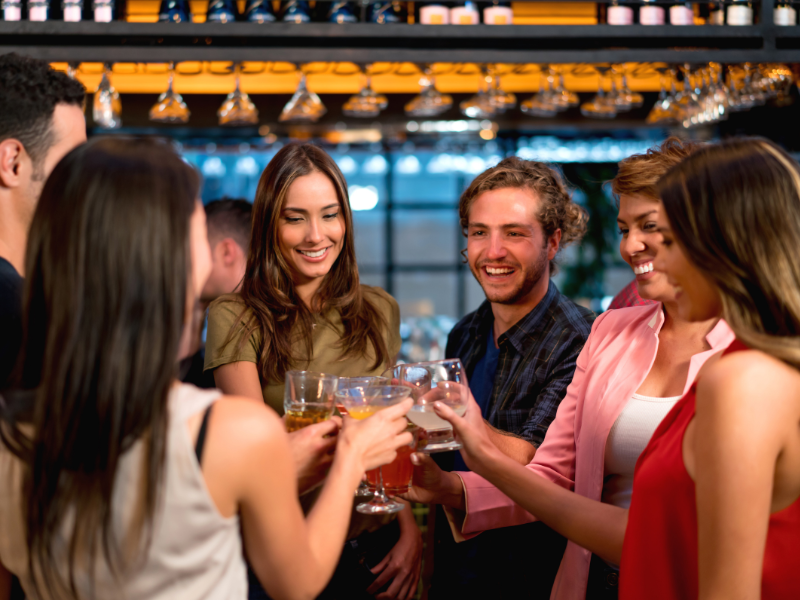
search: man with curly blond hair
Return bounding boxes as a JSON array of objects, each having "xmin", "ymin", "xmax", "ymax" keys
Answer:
[{"xmin": 416, "ymin": 157, "xmax": 596, "ymax": 600}]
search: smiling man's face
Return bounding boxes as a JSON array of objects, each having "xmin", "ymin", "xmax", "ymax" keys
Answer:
[{"xmin": 466, "ymin": 187, "xmax": 557, "ymax": 306}]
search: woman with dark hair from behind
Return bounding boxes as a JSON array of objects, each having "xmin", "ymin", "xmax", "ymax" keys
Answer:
[
  {"xmin": 621, "ymin": 137, "xmax": 800, "ymax": 598},
  {"xmin": 205, "ymin": 143, "xmax": 422, "ymax": 600},
  {"xmin": 0, "ymin": 137, "xmax": 412, "ymax": 600}
]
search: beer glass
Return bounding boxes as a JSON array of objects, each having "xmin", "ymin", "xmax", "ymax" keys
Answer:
[
  {"xmin": 336, "ymin": 385, "xmax": 412, "ymax": 514},
  {"xmin": 283, "ymin": 371, "xmax": 338, "ymax": 432},
  {"xmin": 337, "ymin": 375, "xmax": 390, "ymax": 497},
  {"xmin": 382, "ymin": 359, "xmax": 469, "ymax": 453}
]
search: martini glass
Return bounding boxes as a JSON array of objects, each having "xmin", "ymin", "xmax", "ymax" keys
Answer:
[
  {"xmin": 337, "ymin": 385, "xmax": 413, "ymax": 515},
  {"xmin": 149, "ymin": 63, "xmax": 191, "ymax": 124}
]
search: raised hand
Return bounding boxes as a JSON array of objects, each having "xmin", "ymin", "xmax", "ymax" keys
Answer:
[
  {"xmin": 339, "ymin": 398, "xmax": 414, "ymax": 472},
  {"xmin": 287, "ymin": 416, "xmax": 342, "ymax": 494}
]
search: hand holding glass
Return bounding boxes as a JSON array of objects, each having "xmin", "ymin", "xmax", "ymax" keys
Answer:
[{"xmin": 284, "ymin": 371, "xmax": 338, "ymax": 432}]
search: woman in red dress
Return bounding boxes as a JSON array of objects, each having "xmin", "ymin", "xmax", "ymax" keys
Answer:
[{"xmin": 620, "ymin": 137, "xmax": 800, "ymax": 599}]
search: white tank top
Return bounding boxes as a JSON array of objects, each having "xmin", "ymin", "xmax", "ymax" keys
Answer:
[
  {"xmin": 0, "ymin": 383, "xmax": 247, "ymax": 600},
  {"xmin": 602, "ymin": 392, "xmax": 681, "ymax": 510}
]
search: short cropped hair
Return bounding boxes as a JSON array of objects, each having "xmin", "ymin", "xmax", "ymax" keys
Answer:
[
  {"xmin": 0, "ymin": 53, "xmax": 86, "ymax": 171},
  {"xmin": 610, "ymin": 137, "xmax": 704, "ymax": 202},
  {"xmin": 204, "ymin": 198, "xmax": 253, "ymax": 251},
  {"xmin": 459, "ymin": 156, "xmax": 588, "ymax": 273}
]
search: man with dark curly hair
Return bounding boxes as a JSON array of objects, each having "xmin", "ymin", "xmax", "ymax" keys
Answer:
[
  {"xmin": 0, "ymin": 53, "xmax": 86, "ymax": 388},
  {"xmin": 412, "ymin": 158, "xmax": 596, "ymax": 600}
]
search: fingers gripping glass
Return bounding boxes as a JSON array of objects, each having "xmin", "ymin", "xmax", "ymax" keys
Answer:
[
  {"xmin": 337, "ymin": 376, "xmax": 390, "ymax": 498},
  {"xmin": 336, "ymin": 385, "xmax": 413, "ymax": 515},
  {"xmin": 382, "ymin": 358, "xmax": 468, "ymax": 454}
]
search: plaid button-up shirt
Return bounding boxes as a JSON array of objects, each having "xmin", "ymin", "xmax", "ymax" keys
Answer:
[{"xmin": 445, "ymin": 280, "xmax": 595, "ymax": 447}]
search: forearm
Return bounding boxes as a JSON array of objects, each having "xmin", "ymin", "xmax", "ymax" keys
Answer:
[
  {"xmin": 305, "ymin": 449, "xmax": 364, "ymax": 584},
  {"xmin": 396, "ymin": 499, "xmax": 416, "ymax": 530},
  {"xmin": 485, "ymin": 424, "xmax": 537, "ymax": 464},
  {"xmin": 481, "ymin": 452, "xmax": 627, "ymax": 565}
]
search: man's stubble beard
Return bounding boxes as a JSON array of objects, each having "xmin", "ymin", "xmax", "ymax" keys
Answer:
[{"xmin": 471, "ymin": 242, "xmax": 550, "ymax": 306}]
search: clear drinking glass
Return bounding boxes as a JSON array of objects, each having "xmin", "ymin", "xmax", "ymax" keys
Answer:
[
  {"xmin": 283, "ymin": 371, "xmax": 338, "ymax": 432},
  {"xmin": 279, "ymin": 71, "xmax": 327, "ymax": 122},
  {"xmin": 336, "ymin": 385, "xmax": 413, "ymax": 515},
  {"xmin": 405, "ymin": 69, "xmax": 453, "ymax": 117},
  {"xmin": 218, "ymin": 64, "xmax": 259, "ymax": 126},
  {"xmin": 580, "ymin": 65, "xmax": 617, "ymax": 119},
  {"xmin": 93, "ymin": 64, "xmax": 122, "ymax": 129},
  {"xmin": 337, "ymin": 376, "xmax": 390, "ymax": 497},
  {"xmin": 149, "ymin": 62, "xmax": 191, "ymax": 124},
  {"xmin": 383, "ymin": 358, "xmax": 469, "ymax": 453}
]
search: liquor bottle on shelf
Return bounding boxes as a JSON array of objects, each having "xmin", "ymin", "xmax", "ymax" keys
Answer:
[
  {"xmin": 244, "ymin": 0, "xmax": 275, "ymax": 22},
  {"xmin": 322, "ymin": 1, "xmax": 358, "ymax": 23},
  {"xmin": 281, "ymin": 0, "xmax": 310, "ymax": 22},
  {"xmin": 418, "ymin": 1, "xmax": 450, "ymax": 24},
  {"xmin": 158, "ymin": 0, "xmax": 190, "ymax": 21},
  {"xmin": 62, "ymin": 0, "xmax": 82, "ymax": 20},
  {"xmin": 28, "ymin": 0, "xmax": 50, "ymax": 20},
  {"xmin": 206, "ymin": 0, "xmax": 237, "ymax": 22},
  {"xmin": 450, "ymin": 1, "xmax": 479, "ymax": 24},
  {"xmin": 707, "ymin": 1, "xmax": 725, "ymax": 24},
  {"xmin": 482, "ymin": 0, "xmax": 512, "ymax": 25},
  {"xmin": 775, "ymin": 1, "xmax": 797, "ymax": 25},
  {"xmin": 367, "ymin": 0, "xmax": 407, "ymax": 23},
  {"xmin": 726, "ymin": 0, "xmax": 753, "ymax": 24},
  {"xmin": 2, "ymin": 0, "xmax": 22, "ymax": 20},
  {"xmin": 93, "ymin": 0, "xmax": 113, "ymax": 21},
  {"xmin": 669, "ymin": 2, "xmax": 693, "ymax": 25},
  {"xmin": 639, "ymin": 0, "xmax": 665, "ymax": 24},
  {"xmin": 607, "ymin": 0, "xmax": 634, "ymax": 25}
]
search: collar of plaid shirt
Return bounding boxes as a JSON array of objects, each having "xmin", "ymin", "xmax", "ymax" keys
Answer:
[{"xmin": 446, "ymin": 279, "xmax": 595, "ymax": 445}]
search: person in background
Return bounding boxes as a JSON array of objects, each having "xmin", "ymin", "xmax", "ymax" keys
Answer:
[
  {"xmin": 205, "ymin": 143, "xmax": 422, "ymax": 600},
  {"xmin": 416, "ymin": 157, "xmax": 594, "ymax": 600},
  {"xmin": 622, "ymin": 138, "xmax": 800, "ymax": 599},
  {"xmin": 181, "ymin": 198, "xmax": 252, "ymax": 389},
  {"xmin": 0, "ymin": 137, "xmax": 413, "ymax": 600},
  {"xmin": 0, "ymin": 53, "xmax": 86, "ymax": 388},
  {"xmin": 604, "ymin": 139, "xmax": 702, "ymax": 311},
  {"xmin": 407, "ymin": 137, "xmax": 733, "ymax": 600}
]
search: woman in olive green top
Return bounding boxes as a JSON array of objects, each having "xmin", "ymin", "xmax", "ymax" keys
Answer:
[{"xmin": 205, "ymin": 143, "xmax": 421, "ymax": 600}]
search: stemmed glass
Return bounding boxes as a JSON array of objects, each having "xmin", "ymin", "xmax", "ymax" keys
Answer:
[
  {"xmin": 337, "ymin": 375, "xmax": 390, "ymax": 498},
  {"xmin": 554, "ymin": 65, "xmax": 580, "ymax": 108},
  {"xmin": 93, "ymin": 64, "xmax": 122, "ymax": 130},
  {"xmin": 217, "ymin": 64, "xmax": 259, "ymax": 126},
  {"xmin": 646, "ymin": 68, "xmax": 684, "ymax": 125},
  {"xmin": 461, "ymin": 68, "xmax": 496, "ymax": 118},
  {"xmin": 405, "ymin": 67, "xmax": 453, "ymax": 117},
  {"xmin": 580, "ymin": 65, "xmax": 617, "ymax": 119},
  {"xmin": 149, "ymin": 62, "xmax": 191, "ymax": 124},
  {"xmin": 383, "ymin": 358, "xmax": 469, "ymax": 453},
  {"xmin": 336, "ymin": 385, "xmax": 413, "ymax": 515},
  {"xmin": 343, "ymin": 67, "xmax": 388, "ymax": 119},
  {"xmin": 280, "ymin": 70, "xmax": 327, "ymax": 123},
  {"xmin": 616, "ymin": 66, "xmax": 644, "ymax": 109}
]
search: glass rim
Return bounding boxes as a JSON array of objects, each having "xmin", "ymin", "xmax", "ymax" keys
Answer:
[
  {"xmin": 334, "ymin": 384, "xmax": 413, "ymax": 401},
  {"xmin": 385, "ymin": 358, "xmax": 464, "ymax": 369},
  {"xmin": 285, "ymin": 369, "xmax": 339, "ymax": 381}
]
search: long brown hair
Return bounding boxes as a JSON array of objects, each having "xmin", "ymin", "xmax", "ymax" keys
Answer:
[
  {"xmin": 658, "ymin": 138, "xmax": 800, "ymax": 368},
  {"xmin": 0, "ymin": 137, "xmax": 199, "ymax": 597},
  {"xmin": 219, "ymin": 143, "xmax": 389, "ymax": 384}
]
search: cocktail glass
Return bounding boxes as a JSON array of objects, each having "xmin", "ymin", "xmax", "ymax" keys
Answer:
[{"xmin": 337, "ymin": 385, "xmax": 413, "ymax": 515}]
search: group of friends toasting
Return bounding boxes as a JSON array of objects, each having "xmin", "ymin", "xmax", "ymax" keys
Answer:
[{"xmin": 0, "ymin": 52, "xmax": 799, "ymax": 600}]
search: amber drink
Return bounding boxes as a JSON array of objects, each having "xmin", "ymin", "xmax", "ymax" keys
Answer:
[
  {"xmin": 285, "ymin": 402, "xmax": 333, "ymax": 432},
  {"xmin": 283, "ymin": 370, "xmax": 338, "ymax": 432}
]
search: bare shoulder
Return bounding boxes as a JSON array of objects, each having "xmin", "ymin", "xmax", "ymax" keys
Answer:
[
  {"xmin": 211, "ymin": 395, "xmax": 287, "ymax": 452},
  {"xmin": 698, "ymin": 348, "xmax": 800, "ymax": 415}
]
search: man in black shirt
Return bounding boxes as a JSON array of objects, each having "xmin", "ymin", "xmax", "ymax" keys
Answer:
[
  {"xmin": 0, "ymin": 53, "xmax": 86, "ymax": 388},
  {"xmin": 414, "ymin": 157, "xmax": 596, "ymax": 599}
]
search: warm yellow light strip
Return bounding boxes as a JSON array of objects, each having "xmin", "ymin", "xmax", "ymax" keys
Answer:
[{"xmin": 51, "ymin": 62, "xmax": 663, "ymax": 94}]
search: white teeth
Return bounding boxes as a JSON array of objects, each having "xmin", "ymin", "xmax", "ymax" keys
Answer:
[
  {"xmin": 486, "ymin": 267, "xmax": 513, "ymax": 275},
  {"xmin": 300, "ymin": 249, "xmax": 326, "ymax": 258},
  {"xmin": 633, "ymin": 263, "xmax": 654, "ymax": 275}
]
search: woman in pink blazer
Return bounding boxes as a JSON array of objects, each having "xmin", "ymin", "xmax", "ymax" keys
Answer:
[{"xmin": 407, "ymin": 138, "xmax": 734, "ymax": 600}]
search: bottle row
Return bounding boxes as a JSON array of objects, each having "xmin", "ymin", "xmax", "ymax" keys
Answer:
[
  {"xmin": 0, "ymin": 0, "xmax": 515, "ymax": 25},
  {"xmin": 3, "ymin": 1, "xmax": 799, "ymax": 27}
]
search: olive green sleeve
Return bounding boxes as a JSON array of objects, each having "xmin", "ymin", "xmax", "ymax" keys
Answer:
[
  {"xmin": 364, "ymin": 285, "xmax": 402, "ymax": 363},
  {"xmin": 204, "ymin": 300, "xmax": 260, "ymax": 372}
]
